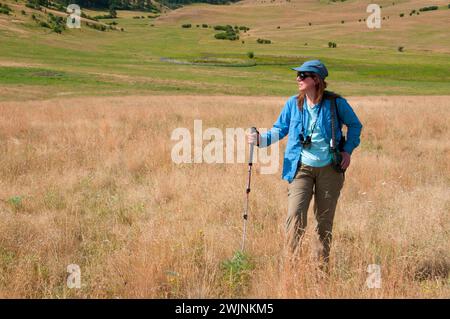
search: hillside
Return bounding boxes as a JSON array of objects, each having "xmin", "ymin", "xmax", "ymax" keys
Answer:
[{"xmin": 0, "ymin": 0, "xmax": 449, "ymax": 100}]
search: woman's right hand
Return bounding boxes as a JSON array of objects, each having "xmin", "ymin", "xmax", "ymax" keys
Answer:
[{"xmin": 246, "ymin": 129, "xmax": 260, "ymax": 146}]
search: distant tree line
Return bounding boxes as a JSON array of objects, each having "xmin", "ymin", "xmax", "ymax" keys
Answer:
[
  {"xmin": 28, "ymin": 0, "xmax": 161, "ymax": 12},
  {"xmin": 28, "ymin": 0, "xmax": 242, "ymax": 11}
]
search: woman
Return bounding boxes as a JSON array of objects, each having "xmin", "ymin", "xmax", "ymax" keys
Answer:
[{"xmin": 247, "ymin": 60, "xmax": 362, "ymax": 265}]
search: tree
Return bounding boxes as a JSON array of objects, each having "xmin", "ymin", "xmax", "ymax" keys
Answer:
[{"xmin": 109, "ymin": 5, "xmax": 117, "ymax": 18}]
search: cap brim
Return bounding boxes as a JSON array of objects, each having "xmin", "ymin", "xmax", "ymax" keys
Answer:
[{"xmin": 292, "ymin": 66, "xmax": 317, "ymax": 73}]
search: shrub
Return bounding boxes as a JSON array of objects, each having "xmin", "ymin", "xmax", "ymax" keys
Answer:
[
  {"xmin": 86, "ymin": 22, "xmax": 107, "ymax": 32},
  {"xmin": 21, "ymin": 10, "xmax": 26, "ymax": 15},
  {"xmin": 257, "ymin": 38, "xmax": 271, "ymax": 44},
  {"xmin": 399, "ymin": 13, "xmax": 404, "ymax": 17},
  {"xmin": 398, "ymin": 46, "xmax": 404, "ymax": 52},
  {"xmin": 109, "ymin": 6, "xmax": 117, "ymax": 18},
  {"xmin": 213, "ymin": 24, "xmax": 241, "ymax": 41},
  {"xmin": 33, "ymin": 12, "xmax": 67, "ymax": 33},
  {"xmin": 247, "ymin": 51, "xmax": 254, "ymax": 59},
  {"xmin": 94, "ymin": 14, "xmax": 116, "ymax": 20},
  {"xmin": 214, "ymin": 25, "xmax": 233, "ymax": 31},
  {"xmin": 182, "ymin": 24, "xmax": 192, "ymax": 28},
  {"xmin": 220, "ymin": 251, "xmax": 254, "ymax": 296},
  {"xmin": 25, "ymin": 0, "xmax": 40, "ymax": 10},
  {"xmin": 0, "ymin": 3, "xmax": 12, "ymax": 15},
  {"xmin": 419, "ymin": 6, "xmax": 438, "ymax": 12},
  {"xmin": 55, "ymin": 3, "xmax": 64, "ymax": 12},
  {"xmin": 214, "ymin": 32, "xmax": 227, "ymax": 40},
  {"xmin": 81, "ymin": 12, "xmax": 98, "ymax": 21},
  {"xmin": 215, "ymin": 32, "xmax": 238, "ymax": 40},
  {"xmin": 39, "ymin": 21, "xmax": 50, "ymax": 28},
  {"xmin": 8, "ymin": 196, "xmax": 23, "ymax": 211},
  {"xmin": 202, "ymin": 24, "xmax": 208, "ymax": 28},
  {"xmin": 53, "ymin": 25, "xmax": 63, "ymax": 34}
]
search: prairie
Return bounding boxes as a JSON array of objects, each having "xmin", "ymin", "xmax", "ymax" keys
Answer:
[{"xmin": 0, "ymin": 94, "xmax": 449, "ymax": 298}]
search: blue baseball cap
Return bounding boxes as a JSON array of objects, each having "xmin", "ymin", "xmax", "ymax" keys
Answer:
[{"xmin": 292, "ymin": 59, "xmax": 329, "ymax": 79}]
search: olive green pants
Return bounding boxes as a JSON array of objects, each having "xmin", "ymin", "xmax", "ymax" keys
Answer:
[{"xmin": 286, "ymin": 163, "xmax": 344, "ymax": 263}]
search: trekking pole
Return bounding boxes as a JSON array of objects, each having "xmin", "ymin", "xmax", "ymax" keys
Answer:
[{"xmin": 241, "ymin": 127, "xmax": 258, "ymax": 252}]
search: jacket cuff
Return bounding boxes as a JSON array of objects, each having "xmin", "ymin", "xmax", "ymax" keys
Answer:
[{"xmin": 343, "ymin": 144, "xmax": 354, "ymax": 155}]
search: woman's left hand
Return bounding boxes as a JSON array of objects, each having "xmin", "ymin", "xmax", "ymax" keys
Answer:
[{"xmin": 341, "ymin": 152, "xmax": 351, "ymax": 169}]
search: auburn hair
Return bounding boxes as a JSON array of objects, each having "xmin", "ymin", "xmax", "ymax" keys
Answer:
[{"xmin": 296, "ymin": 74, "xmax": 328, "ymax": 111}]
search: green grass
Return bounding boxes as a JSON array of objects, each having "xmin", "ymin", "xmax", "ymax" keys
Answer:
[
  {"xmin": 220, "ymin": 250, "xmax": 254, "ymax": 296},
  {"xmin": 0, "ymin": 1, "xmax": 449, "ymax": 100}
]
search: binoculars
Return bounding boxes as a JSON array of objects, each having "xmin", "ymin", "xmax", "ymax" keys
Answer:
[{"xmin": 300, "ymin": 134, "xmax": 312, "ymax": 148}]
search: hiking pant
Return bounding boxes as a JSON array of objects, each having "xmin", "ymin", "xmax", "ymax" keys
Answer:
[{"xmin": 286, "ymin": 163, "xmax": 344, "ymax": 263}]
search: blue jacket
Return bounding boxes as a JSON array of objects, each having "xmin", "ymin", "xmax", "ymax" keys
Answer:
[{"xmin": 259, "ymin": 94, "xmax": 363, "ymax": 183}]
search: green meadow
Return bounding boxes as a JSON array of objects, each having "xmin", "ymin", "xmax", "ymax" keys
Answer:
[{"xmin": 1, "ymin": 0, "xmax": 450, "ymax": 100}]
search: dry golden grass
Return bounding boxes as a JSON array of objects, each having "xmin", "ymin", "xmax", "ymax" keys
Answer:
[{"xmin": 0, "ymin": 95, "xmax": 449, "ymax": 298}]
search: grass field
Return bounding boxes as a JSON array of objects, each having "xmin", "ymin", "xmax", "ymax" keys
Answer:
[
  {"xmin": 0, "ymin": 0, "xmax": 449, "ymax": 298},
  {"xmin": 0, "ymin": 0, "xmax": 450, "ymax": 100},
  {"xmin": 0, "ymin": 95, "xmax": 449, "ymax": 298}
]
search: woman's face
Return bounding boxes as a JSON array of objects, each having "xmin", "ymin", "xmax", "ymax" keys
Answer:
[{"xmin": 297, "ymin": 72, "xmax": 318, "ymax": 92}]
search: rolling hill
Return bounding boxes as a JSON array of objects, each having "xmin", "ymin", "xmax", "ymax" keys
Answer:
[{"xmin": 0, "ymin": 0, "xmax": 449, "ymax": 100}]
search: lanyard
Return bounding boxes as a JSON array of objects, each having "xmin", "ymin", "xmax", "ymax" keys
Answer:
[{"xmin": 302, "ymin": 98, "xmax": 323, "ymax": 137}]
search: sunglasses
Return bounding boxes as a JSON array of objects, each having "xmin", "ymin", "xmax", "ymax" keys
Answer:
[{"xmin": 297, "ymin": 72, "xmax": 315, "ymax": 80}]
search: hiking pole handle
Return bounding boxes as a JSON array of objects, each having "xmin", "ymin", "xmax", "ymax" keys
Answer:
[{"xmin": 248, "ymin": 127, "xmax": 258, "ymax": 165}]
